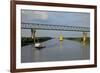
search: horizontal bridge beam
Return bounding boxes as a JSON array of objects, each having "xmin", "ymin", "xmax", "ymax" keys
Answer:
[{"xmin": 21, "ymin": 23, "xmax": 90, "ymax": 32}]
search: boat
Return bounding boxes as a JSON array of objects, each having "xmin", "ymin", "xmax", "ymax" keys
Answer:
[
  {"xmin": 33, "ymin": 34, "xmax": 45, "ymax": 49},
  {"xmin": 35, "ymin": 43, "xmax": 45, "ymax": 49}
]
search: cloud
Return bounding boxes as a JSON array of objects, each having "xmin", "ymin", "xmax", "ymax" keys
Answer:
[{"xmin": 22, "ymin": 10, "xmax": 48, "ymax": 20}]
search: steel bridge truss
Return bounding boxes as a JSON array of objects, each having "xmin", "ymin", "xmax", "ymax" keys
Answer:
[{"xmin": 21, "ymin": 23, "xmax": 90, "ymax": 32}]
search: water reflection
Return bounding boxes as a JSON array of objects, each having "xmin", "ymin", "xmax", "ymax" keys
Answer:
[
  {"xmin": 32, "ymin": 45, "xmax": 44, "ymax": 62},
  {"xmin": 82, "ymin": 41, "xmax": 90, "ymax": 59},
  {"xmin": 60, "ymin": 41, "xmax": 63, "ymax": 48}
]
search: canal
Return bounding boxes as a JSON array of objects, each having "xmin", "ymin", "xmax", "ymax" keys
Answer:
[{"xmin": 21, "ymin": 39, "xmax": 90, "ymax": 63}]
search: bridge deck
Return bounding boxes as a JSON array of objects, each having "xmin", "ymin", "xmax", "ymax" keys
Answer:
[{"xmin": 21, "ymin": 23, "xmax": 90, "ymax": 32}]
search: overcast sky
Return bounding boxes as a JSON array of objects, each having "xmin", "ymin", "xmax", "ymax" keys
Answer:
[{"xmin": 21, "ymin": 10, "xmax": 90, "ymax": 38}]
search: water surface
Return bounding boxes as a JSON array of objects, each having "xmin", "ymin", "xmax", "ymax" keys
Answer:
[{"xmin": 21, "ymin": 39, "xmax": 90, "ymax": 63}]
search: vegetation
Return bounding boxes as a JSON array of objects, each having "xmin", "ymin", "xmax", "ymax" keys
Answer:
[
  {"xmin": 64, "ymin": 37, "xmax": 90, "ymax": 44},
  {"xmin": 21, "ymin": 37, "xmax": 90, "ymax": 46},
  {"xmin": 21, "ymin": 37, "xmax": 53, "ymax": 46}
]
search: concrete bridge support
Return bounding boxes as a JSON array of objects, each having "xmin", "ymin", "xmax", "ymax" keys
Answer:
[
  {"xmin": 83, "ymin": 32, "xmax": 87, "ymax": 43},
  {"xmin": 31, "ymin": 29, "xmax": 36, "ymax": 43}
]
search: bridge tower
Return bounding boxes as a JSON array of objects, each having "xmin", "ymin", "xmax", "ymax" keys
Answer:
[
  {"xmin": 31, "ymin": 29, "xmax": 36, "ymax": 43},
  {"xmin": 83, "ymin": 32, "xmax": 87, "ymax": 43}
]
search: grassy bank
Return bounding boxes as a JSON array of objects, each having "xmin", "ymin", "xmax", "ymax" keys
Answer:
[{"xmin": 21, "ymin": 37, "xmax": 53, "ymax": 46}]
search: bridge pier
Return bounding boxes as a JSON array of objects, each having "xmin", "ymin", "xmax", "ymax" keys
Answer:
[
  {"xmin": 83, "ymin": 32, "xmax": 87, "ymax": 43},
  {"xmin": 31, "ymin": 29, "xmax": 36, "ymax": 43}
]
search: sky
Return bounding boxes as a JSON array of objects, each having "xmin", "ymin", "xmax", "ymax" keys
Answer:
[{"xmin": 21, "ymin": 10, "xmax": 90, "ymax": 38}]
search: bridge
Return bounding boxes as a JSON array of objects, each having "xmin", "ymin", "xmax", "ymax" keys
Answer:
[
  {"xmin": 21, "ymin": 23, "xmax": 90, "ymax": 32},
  {"xmin": 21, "ymin": 23, "xmax": 90, "ymax": 43}
]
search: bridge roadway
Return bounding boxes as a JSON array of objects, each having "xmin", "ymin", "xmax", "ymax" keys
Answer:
[{"xmin": 21, "ymin": 23, "xmax": 90, "ymax": 32}]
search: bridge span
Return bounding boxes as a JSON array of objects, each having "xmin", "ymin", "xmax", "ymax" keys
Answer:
[
  {"xmin": 21, "ymin": 23, "xmax": 90, "ymax": 43},
  {"xmin": 21, "ymin": 23, "xmax": 90, "ymax": 32}
]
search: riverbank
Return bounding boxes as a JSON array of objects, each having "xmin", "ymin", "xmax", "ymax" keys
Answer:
[
  {"xmin": 21, "ymin": 37, "xmax": 90, "ymax": 46},
  {"xmin": 64, "ymin": 37, "xmax": 90, "ymax": 44},
  {"xmin": 21, "ymin": 37, "xmax": 52, "ymax": 46}
]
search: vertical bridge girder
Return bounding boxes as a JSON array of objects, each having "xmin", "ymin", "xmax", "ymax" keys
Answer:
[
  {"xmin": 31, "ymin": 29, "xmax": 36, "ymax": 43},
  {"xmin": 83, "ymin": 32, "xmax": 87, "ymax": 42}
]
